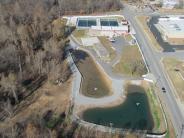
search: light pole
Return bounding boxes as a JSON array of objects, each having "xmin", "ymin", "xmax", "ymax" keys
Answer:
[
  {"xmin": 155, "ymin": 75, "xmax": 161, "ymax": 86},
  {"xmin": 110, "ymin": 122, "xmax": 113, "ymax": 137},
  {"xmin": 180, "ymin": 124, "xmax": 184, "ymax": 138}
]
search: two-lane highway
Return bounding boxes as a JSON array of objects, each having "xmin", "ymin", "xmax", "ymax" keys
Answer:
[{"xmin": 122, "ymin": 5, "xmax": 184, "ymax": 137}]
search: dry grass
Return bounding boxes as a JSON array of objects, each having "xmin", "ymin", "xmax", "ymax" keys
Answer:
[
  {"xmin": 73, "ymin": 29, "xmax": 86, "ymax": 38},
  {"xmin": 72, "ymin": 29, "xmax": 87, "ymax": 44},
  {"xmin": 98, "ymin": 36, "xmax": 116, "ymax": 61},
  {"xmin": 162, "ymin": 57, "xmax": 184, "ymax": 102},
  {"xmin": 135, "ymin": 16, "xmax": 163, "ymax": 52},
  {"xmin": 74, "ymin": 51, "xmax": 112, "ymax": 98},
  {"xmin": 163, "ymin": 101, "xmax": 177, "ymax": 138},
  {"xmin": 113, "ymin": 45, "xmax": 147, "ymax": 77},
  {"xmin": 159, "ymin": 8, "xmax": 184, "ymax": 14},
  {"xmin": 52, "ymin": 18, "xmax": 67, "ymax": 26}
]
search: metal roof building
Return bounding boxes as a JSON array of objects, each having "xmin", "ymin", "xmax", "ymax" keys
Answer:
[
  {"xmin": 156, "ymin": 16, "xmax": 184, "ymax": 44},
  {"xmin": 162, "ymin": 0, "xmax": 179, "ymax": 9}
]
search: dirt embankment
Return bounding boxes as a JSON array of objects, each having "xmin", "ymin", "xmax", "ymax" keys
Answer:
[{"xmin": 0, "ymin": 78, "xmax": 72, "ymax": 132}]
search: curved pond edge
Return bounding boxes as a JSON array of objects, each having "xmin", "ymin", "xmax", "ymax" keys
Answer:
[
  {"xmin": 70, "ymin": 82, "xmax": 168, "ymax": 137},
  {"xmin": 67, "ymin": 45, "xmax": 168, "ymax": 137},
  {"xmin": 71, "ymin": 114, "xmax": 167, "ymax": 138}
]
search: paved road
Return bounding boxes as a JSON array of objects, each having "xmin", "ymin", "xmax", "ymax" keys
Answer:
[{"xmin": 122, "ymin": 5, "xmax": 184, "ymax": 137}]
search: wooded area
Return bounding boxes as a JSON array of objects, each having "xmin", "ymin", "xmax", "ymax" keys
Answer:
[
  {"xmin": 0, "ymin": 0, "xmax": 71, "ymax": 112},
  {"xmin": 0, "ymin": 0, "xmax": 122, "ymax": 137}
]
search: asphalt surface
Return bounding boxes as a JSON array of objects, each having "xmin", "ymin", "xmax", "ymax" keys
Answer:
[
  {"xmin": 68, "ymin": 37, "xmax": 125, "ymax": 106},
  {"xmin": 122, "ymin": 5, "xmax": 184, "ymax": 137}
]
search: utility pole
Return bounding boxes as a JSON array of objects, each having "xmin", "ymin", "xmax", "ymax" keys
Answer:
[{"xmin": 180, "ymin": 124, "xmax": 184, "ymax": 138}]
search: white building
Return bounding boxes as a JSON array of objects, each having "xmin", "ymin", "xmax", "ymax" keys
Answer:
[
  {"xmin": 156, "ymin": 16, "xmax": 184, "ymax": 44},
  {"xmin": 162, "ymin": 0, "xmax": 179, "ymax": 9},
  {"xmin": 63, "ymin": 15, "xmax": 130, "ymax": 37}
]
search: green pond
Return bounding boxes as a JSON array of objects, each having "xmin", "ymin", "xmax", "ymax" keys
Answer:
[{"xmin": 82, "ymin": 85, "xmax": 154, "ymax": 131}]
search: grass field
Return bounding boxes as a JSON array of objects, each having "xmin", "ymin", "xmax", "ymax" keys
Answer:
[
  {"xmin": 162, "ymin": 57, "xmax": 184, "ymax": 102},
  {"xmin": 98, "ymin": 36, "xmax": 116, "ymax": 61},
  {"xmin": 73, "ymin": 29, "xmax": 86, "ymax": 38},
  {"xmin": 136, "ymin": 16, "xmax": 163, "ymax": 52},
  {"xmin": 146, "ymin": 86, "xmax": 166, "ymax": 133},
  {"xmin": 113, "ymin": 45, "xmax": 147, "ymax": 77},
  {"xmin": 124, "ymin": 34, "xmax": 133, "ymax": 42},
  {"xmin": 72, "ymin": 50, "xmax": 112, "ymax": 98}
]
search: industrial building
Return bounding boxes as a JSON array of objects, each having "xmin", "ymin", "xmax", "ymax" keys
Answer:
[
  {"xmin": 155, "ymin": 16, "xmax": 184, "ymax": 44},
  {"xmin": 162, "ymin": 0, "xmax": 179, "ymax": 9},
  {"xmin": 64, "ymin": 15, "xmax": 130, "ymax": 37},
  {"xmin": 76, "ymin": 16, "xmax": 129, "ymax": 37}
]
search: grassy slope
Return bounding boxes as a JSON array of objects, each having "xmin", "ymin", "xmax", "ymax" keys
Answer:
[
  {"xmin": 146, "ymin": 86, "xmax": 166, "ymax": 133},
  {"xmin": 113, "ymin": 46, "xmax": 147, "ymax": 77},
  {"xmin": 136, "ymin": 16, "xmax": 163, "ymax": 51},
  {"xmin": 75, "ymin": 53, "xmax": 112, "ymax": 98},
  {"xmin": 162, "ymin": 57, "xmax": 184, "ymax": 101}
]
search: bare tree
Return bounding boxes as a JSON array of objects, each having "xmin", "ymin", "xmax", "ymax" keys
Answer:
[
  {"xmin": 0, "ymin": 73, "xmax": 19, "ymax": 103},
  {"xmin": 33, "ymin": 51, "xmax": 45, "ymax": 75},
  {"xmin": 0, "ymin": 98, "xmax": 13, "ymax": 118}
]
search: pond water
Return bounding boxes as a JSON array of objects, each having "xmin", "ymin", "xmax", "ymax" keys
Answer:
[{"xmin": 82, "ymin": 85, "xmax": 154, "ymax": 131}]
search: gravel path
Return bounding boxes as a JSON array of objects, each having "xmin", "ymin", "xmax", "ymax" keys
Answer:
[{"xmin": 67, "ymin": 50, "xmax": 125, "ymax": 106}]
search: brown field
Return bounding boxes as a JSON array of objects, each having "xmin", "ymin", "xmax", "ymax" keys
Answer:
[
  {"xmin": 136, "ymin": 16, "xmax": 163, "ymax": 51},
  {"xmin": 72, "ymin": 29, "xmax": 86, "ymax": 44},
  {"xmin": 73, "ymin": 50, "xmax": 112, "ymax": 98},
  {"xmin": 162, "ymin": 57, "xmax": 184, "ymax": 102},
  {"xmin": 73, "ymin": 29, "xmax": 86, "ymax": 38}
]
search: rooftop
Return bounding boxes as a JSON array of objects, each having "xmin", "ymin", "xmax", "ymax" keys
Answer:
[{"xmin": 158, "ymin": 16, "xmax": 184, "ymax": 38}]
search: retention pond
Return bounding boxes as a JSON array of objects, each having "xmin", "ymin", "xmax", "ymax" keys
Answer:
[{"xmin": 81, "ymin": 85, "xmax": 154, "ymax": 131}]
